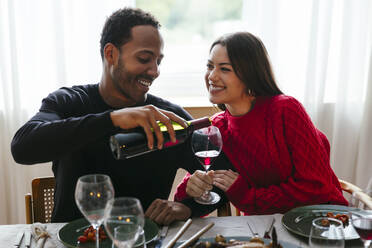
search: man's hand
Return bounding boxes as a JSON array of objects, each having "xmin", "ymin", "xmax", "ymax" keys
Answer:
[
  {"xmin": 186, "ymin": 170, "xmax": 214, "ymax": 197},
  {"xmin": 213, "ymin": 169, "xmax": 239, "ymax": 192},
  {"xmin": 145, "ymin": 199, "xmax": 191, "ymax": 225},
  {"xmin": 110, "ymin": 105, "xmax": 188, "ymax": 150}
]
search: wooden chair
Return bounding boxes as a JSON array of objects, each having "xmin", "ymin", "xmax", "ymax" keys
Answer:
[
  {"xmin": 222, "ymin": 178, "xmax": 372, "ymax": 216},
  {"xmin": 25, "ymin": 177, "xmax": 55, "ymax": 224}
]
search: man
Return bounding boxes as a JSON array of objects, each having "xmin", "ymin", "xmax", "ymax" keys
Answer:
[{"xmin": 11, "ymin": 7, "xmax": 226, "ymax": 224}]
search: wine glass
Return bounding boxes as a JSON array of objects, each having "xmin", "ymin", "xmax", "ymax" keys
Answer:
[
  {"xmin": 191, "ymin": 125, "xmax": 223, "ymax": 205},
  {"xmin": 75, "ymin": 174, "xmax": 115, "ymax": 248},
  {"xmin": 309, "ymin": 217, "xmax": 345, "ymax": 247},
  {"xmin": 350, "ymin": 212, "xmax": 372, "ymax": 248},
  {"xmin": 104, "ymin": 197, "xmax": 145, "ymax": 248}
]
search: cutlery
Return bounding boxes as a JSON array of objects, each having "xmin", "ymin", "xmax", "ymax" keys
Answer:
[
  {"xmin": 164, "ymin": 218, "xmax": 192, "ymax": 248},
  {"xmin": 154, "ymin": 225, "xmax": 169, "ymax": 248},
  {"xmin": 177, "ymin": 222, "xmax": 214, "ymax": 248},
  {"xmin": 13, "ymin": 231, "xmax": 24, "ymax": 247},
  {"xmin": 263, "ymin": 218, "xmax": 275, "ymax": 239},
  {"xmin": 246, "ymin": 220, "xmax": 259, "ymax": 237},
  {"xmin": 25, "ymin": 231, "xmax": 32, "ymax": 248},
  {"xmin": 271, "ymin": 226, "xmax": 280, "ymax": 248}
]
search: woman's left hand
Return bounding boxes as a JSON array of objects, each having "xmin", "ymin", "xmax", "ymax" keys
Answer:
[{"xmin": 213, "ymin": 170, "xmax": 239, "ymax": 192}]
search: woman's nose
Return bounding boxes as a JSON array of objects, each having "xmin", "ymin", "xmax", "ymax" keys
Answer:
[{"xmin": 208, "ymin": 69, "xmax": 218, "ymax": 82}]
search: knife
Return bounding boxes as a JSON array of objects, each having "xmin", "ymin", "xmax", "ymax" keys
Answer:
[
  {"xmin": 13, "ymin": 231, "xmax": 24, "ymax": 247},
  {"xmin": 155, "ymin": 225, "xmax": 169, "ymax": 248},
  {"xmin": 24, "ymin": 231, "xmax": 32, "ymax": 248}
]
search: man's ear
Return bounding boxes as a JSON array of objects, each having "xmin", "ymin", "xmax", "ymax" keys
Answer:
[{"xmin": 103, "ymin": 43, "xmax": 119, "ymax": 65}]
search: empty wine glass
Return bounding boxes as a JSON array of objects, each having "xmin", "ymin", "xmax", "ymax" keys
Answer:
[
  {"xmin": 350, "ymin": 212, "xmax": 372, "ymax": 248},
  {"xmin": 104, "ymin": 197, "xmax": 145, "ymax": 248},
  {"xmin": 75, "ymin": 174, "xmax": 115, "ymax": 248},
  {"xmin": 309, "ymin": 217, "xmax": 345, "ymax": 247},
  {"xmin": 191, "ymin": 125, "xmax": 223, "ymax": 205}
]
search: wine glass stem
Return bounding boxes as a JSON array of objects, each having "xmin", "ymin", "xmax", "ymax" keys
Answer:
[
  {"xmin": 363, "ymin": 240, "xmax": 371, "ymax": 248},
  {"xmin": 93, "ymin": 224, "xmax": 99, "ymax": 248}
]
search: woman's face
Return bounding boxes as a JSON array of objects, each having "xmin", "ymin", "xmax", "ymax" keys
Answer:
[{"xmin": 205, "ymin": 44, "xmax": 251, "ymax": 112}]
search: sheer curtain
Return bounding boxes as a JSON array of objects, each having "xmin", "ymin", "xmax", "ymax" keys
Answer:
[
  {"xmin": 242, "ymin": 0, "xmax": 372, "ymax": 188},
  {"xmin": 0, "ymin": 0, "xmax": 133, "ymax": 224},
  {"xmin": 1, "ymin": 0, "xmax": 372, "ymax": 225}
]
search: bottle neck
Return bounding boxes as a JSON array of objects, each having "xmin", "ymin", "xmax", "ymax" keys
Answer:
[{"xmin": 188, "ymin": 117, "xmax": 211, "ymax": 132}]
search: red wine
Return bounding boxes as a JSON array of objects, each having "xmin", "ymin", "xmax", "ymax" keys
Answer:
[
  {"xmin": 352, "ymin": 218, "xmax": 372, "ymax": 240},
  {"xmin": 195, "ymin": 150, "xmax": 220, "ymax": 170},
  {"xmin": 110, "ymin": 117, "xmax": 211, "ymax": 159}
]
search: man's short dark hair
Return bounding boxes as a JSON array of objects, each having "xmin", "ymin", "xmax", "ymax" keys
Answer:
[{"xmin": 100, "ymin": 7, "xmax": 160, "ymax": 60}]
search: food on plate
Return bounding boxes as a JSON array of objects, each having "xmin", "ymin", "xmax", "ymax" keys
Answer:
[
  {"xmin": 192, "ymin": 234, "xmax": 283, "ymax": 248},
  {"xmin": 77, "ymin": 225, "xmax": 108, "ymax": 243},
  {"xmin": 325, "ymin": 212, "xmax": 349, "ymax": 227}
]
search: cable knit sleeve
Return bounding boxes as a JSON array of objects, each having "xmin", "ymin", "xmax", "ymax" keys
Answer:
[{"xmin": 225, "ymin": 97, "xmax": 347, "ymax": 214}]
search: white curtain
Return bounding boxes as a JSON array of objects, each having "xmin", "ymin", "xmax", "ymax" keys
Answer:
[
  {"xmin": 0, "ymin": 0, "xmax": 134, "ymax": 224},
  {"xmin": 1, "ymin": 0, "xmax": 372, "ymax": 224},
  {"xmin": 242, "ymin": 0, "xmax": 372, "ymax": 188}
]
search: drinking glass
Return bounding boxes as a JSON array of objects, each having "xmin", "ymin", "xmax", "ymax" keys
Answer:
[
  {"xmin": 309, "ymin": 217, "xmax": 345, "ymax": 247},
  {"xmin": 350, "ymin": 212, "xmax": 372, "ymax": 248},
  {"xmin": 75, "ymin": 174, "xmax": 115, "ymax": 247},
  {"xmin": 104, "ymin": 197, "xmax": 145, "ymax": 248},
  {"xmin": 191, "ymin": 125, "xmax": 223, "ymax": 205}
]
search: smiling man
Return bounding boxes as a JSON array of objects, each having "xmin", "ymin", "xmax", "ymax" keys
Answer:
[{"xmin": 11, "ymin": 7, "xmax": 208, "ymax": 224}]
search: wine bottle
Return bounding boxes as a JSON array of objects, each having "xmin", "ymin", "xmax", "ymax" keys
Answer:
[{"xmin": 110, "ymin": 117, "xmax": 211, "ymax": 160}]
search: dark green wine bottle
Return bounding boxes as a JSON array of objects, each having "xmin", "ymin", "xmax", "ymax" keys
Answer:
[{"xmin": 110, "ymin": 117, "xmax": 211, "ymax": 160}]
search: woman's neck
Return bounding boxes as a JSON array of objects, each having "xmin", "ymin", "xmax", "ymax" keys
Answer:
[{"xmin": 225, "ymin": 96, "xmax": 256, "ymax": 116}]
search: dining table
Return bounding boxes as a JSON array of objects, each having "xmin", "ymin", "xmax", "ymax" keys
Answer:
[{"xmin": 0, "ymin": 214, "xmax": 365, "ymax": 248}]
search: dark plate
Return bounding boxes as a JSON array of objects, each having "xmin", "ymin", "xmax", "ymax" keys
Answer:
[
  {"xmin": 281, "ymin": 204, "xmax": 370, "ymax": 240},
  {"xmin": 175, "ymin": 236, "xmax": 300, "ymax": 248},
  {"xmin": 58, "ymin": 218, "xmax": 159, "ymax": 248}
]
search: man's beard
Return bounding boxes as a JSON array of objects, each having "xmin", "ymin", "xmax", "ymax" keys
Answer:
[{"xmin": 112, "ymin": 59, "xmax": 147, "ymax": 105}]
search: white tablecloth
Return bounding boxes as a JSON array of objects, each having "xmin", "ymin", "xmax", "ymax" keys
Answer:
[{"xmin": 0, "ymin": 214, "xmax": 364, "ymax": 247}]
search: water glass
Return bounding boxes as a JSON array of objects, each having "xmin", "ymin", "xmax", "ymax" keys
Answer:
[
  {"xmin": 104, "ymin": 197, "xmax": 145, "ymax": 248},
  {"xmin": 309, "ymin": 217, "xmax": 345, "ymax": 247}
]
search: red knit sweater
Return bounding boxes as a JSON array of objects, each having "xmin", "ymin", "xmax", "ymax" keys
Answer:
[{"xmin": 175, "ymin": 95, "xmax": 347, "ymax": 215}]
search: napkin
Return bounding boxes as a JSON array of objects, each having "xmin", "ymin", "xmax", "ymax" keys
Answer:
[{"xmin": 31, "ymin": 223, "xmax": 57, "ymax": 248}]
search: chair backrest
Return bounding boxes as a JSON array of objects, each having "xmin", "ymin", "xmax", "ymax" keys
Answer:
[
  {"xmin": 220, "ymin": 178, "xmax": 372, "ymax": 217},
  {"xmin": 340, "ymin": 179, "xmax": 372, "ymax": 210},
  {"xmin": 25, "ymin": 177, "xmax": 55, "ymax": 223}
]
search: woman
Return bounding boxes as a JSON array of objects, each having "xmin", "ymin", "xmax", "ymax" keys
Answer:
[{"xmin": 175, "ymin": 32, "xmax": 347, "ymax": 215}]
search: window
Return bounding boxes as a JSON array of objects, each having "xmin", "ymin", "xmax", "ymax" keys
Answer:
[{"xmin": 136, "ymin": 0, "xmax": 244, "ymax": 106}]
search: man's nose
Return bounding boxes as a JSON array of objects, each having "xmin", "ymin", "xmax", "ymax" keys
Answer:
[{"xmin": 147, "ymin": 63, "xmax": 160, "ymax": 78}]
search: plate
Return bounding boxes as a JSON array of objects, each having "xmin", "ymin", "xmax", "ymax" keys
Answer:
[
  {"xmin": 175, "ymin": 236, "xmax": 300, "ymax": 248},
  {"xmin": 58, "ymin": 218, "xmax": 159, "ymax": 248},
  {"xmin": 282, "ymin": 204, "xmax": 369, "ymax": 240}
]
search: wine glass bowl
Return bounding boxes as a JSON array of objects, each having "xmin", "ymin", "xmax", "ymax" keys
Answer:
[
  {"xmin": 75, "ymin": 174, "xmax": 115, "ymax": 247},
  {"xmin": 309, "ymin": 217, "xmax": 345, "ymax": 247},
  {"xmin": 350, "ymin": 212, "xmax": 372, "ymax": 247},
  {"xmin": 191, "ymin": 125, "xmax": 222, "ymax": 205},
  {"xmin": 104, "ymin": 197, "xmax": 145, "ymax": 248}
]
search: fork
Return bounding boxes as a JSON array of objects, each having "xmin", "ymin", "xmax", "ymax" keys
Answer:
[{"xmin": 246, "ymin": 220, "xmax": 259, "ymax": 237}]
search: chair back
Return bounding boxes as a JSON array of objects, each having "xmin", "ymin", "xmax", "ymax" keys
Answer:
[
  {"xmin": 222, "ymin": 178, "xmax": 372, "ymax": 216},
  {"xmin": 25, "ymin": 177, "xmax": 55, "ymax": 223}
]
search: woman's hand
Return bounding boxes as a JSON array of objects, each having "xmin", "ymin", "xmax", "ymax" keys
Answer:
[
  {"xmin": 186, "ymin": 170, "xmax": 214, "ymax": 197},
  {"xmin": 213, "ymin": 170, "xmax": 239, "ymax": 191}
]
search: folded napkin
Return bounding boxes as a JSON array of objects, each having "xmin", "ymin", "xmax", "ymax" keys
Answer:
[{"xmin": 31, "ymin": 223, "xmax": 57, "ymax": 248}]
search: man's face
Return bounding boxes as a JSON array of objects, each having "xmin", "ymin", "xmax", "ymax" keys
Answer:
[{"xmin": 111, "ymin": 25, "xmax": 164, "ymax": 105}]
